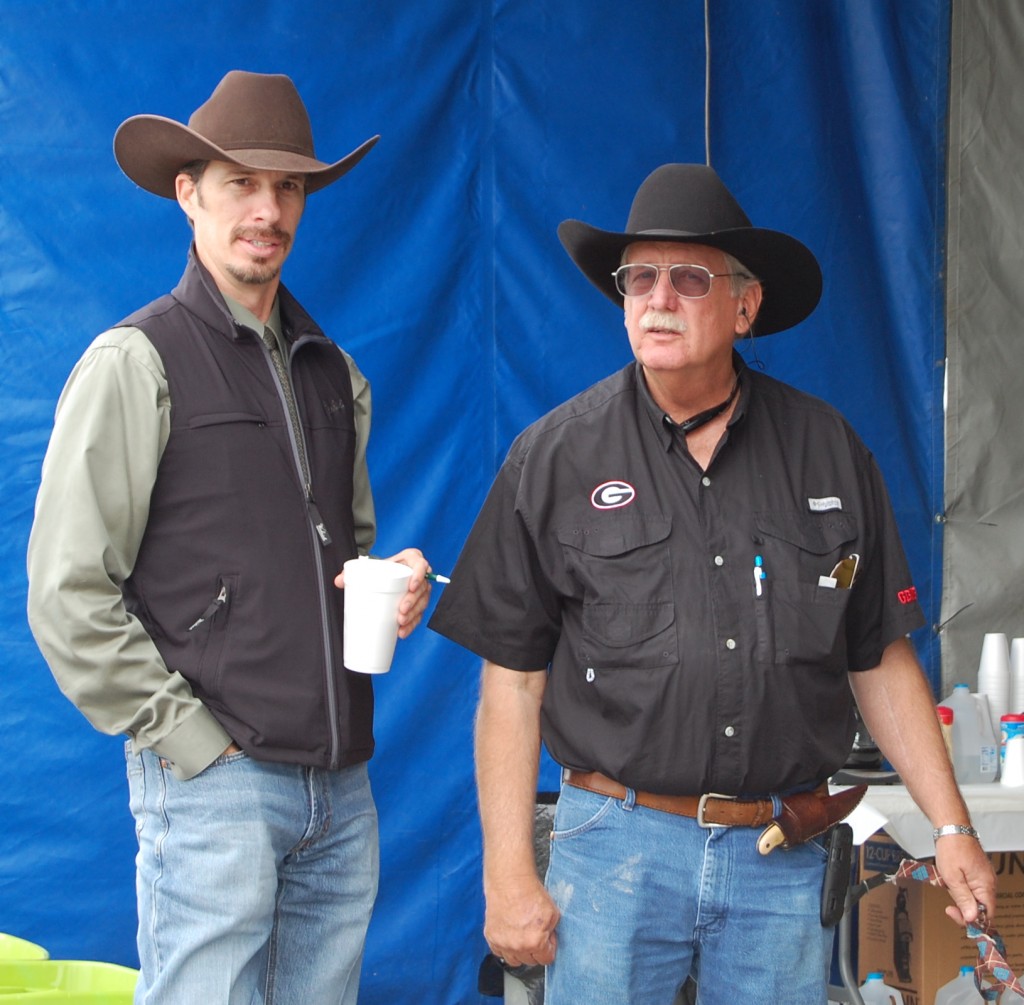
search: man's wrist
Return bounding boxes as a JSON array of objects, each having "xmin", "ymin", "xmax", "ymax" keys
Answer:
[{"xmin": 932, "ymin": 823, "xmax": 980, "ymax": 841}]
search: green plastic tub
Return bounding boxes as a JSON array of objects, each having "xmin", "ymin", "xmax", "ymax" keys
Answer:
[
  {"xmin": 0, "ymin": 938, "xmax": 48, "ymax": 962},
  {"xmin": 0, "ymin": 961, "xmax": 138, "ymax": 1002}
]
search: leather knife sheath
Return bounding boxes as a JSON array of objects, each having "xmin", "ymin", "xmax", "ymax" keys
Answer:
[{"xmin": 757, "ymin": 784, "xmax": 867, "ymax": 855}]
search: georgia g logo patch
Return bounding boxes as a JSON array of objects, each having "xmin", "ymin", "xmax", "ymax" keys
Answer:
[{"xmin": 590, "ymin": 480, "xmax": 636, "ymax": 510}]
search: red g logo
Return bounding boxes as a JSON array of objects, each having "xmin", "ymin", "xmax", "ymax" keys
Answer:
[{"xmin": 590, "ymin": 480, "xmax": 636, "ymax": 510}]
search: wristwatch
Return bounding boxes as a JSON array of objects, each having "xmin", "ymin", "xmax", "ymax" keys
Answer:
[{"xmin": 932, "ymin": 823, "xmax": 980, "ymax": 840}]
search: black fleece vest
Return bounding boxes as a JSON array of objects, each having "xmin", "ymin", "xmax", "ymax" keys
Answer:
[{"xmin": 119, "ymin": 252, "xmax": 373, "ymax": 770}]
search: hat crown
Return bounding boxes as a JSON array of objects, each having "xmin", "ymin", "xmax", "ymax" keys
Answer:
[
  {"xmin": 188, "ymin": 70, "xmax": 316, "ymax": 158},
  {"xmin": 625, "ymin": 164, "xmax": 752, "ymax": 237}
]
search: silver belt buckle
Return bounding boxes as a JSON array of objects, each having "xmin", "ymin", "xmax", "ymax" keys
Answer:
[{"xmin": 697, "ymin": 792, "xmax": 736, "ymax": 828}]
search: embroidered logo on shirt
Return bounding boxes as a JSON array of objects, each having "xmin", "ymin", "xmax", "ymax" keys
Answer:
[
  {"xmin": 590, "ymin": 481, "xmax": 636, "ymax": 510},
  {"xmin": 898, "ymin": 586, "xmax": 918, "ymax": 605},
  {"xmin": 808, "ymin": 496, "xmax": 842, "ymax": 512}
]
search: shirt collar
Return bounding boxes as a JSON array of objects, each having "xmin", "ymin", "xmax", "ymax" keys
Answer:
[
  {"xmin": 223, "ymin": 294, "xmax": 283, "ymax": 347},
  {"xmin": 636, "ymin": 351, "xmax": 751, "ymax": 453}
]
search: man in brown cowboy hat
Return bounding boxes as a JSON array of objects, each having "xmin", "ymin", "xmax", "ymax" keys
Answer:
[
  {"xmin": 429, "ymin": 164, "xmax": 995, "ymax": 1003},
  {"xmin": 27, "ymin": 70, "xmax": 433, "ymax": 1003}
]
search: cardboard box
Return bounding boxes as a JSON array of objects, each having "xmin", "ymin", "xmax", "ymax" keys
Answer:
[{"xmin": 858, "ymin": 832, "xmax": 1024, "ymax": 1005}]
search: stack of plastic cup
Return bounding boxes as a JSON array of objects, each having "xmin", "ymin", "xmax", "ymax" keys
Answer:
[
  {"xmin": 978, "ymin": 633, "xmax": 1011, "ymax": 731},
  {"xmin": 1010, "ymin": 637, "xmax": 1024, "ymax": 714}
]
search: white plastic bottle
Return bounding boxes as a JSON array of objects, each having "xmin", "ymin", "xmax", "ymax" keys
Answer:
[
  {"xmin": 942, "ymin": 684, "xmax": 998, "ymax": 783},
  {"xmin": 934, "ymin": 965, "xmax": 980, "ymax": 1003},
  {"xmin": 859, "ymin": 971, "xmax": 905, "ymax": 1004}
]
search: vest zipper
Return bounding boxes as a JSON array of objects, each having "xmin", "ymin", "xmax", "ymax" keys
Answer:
[
  {"xmin": 262, "ymin": 333, "xmax": 342, "ymax": 766},
  {"xmin": 263, "ymin": 336, "xmax": 333, "ymax": 547},
  {"xmin": 264, "ymin": 334, "xmax": 342, "ymax": 767},
  {"xmin": 308, "ymin": 524, "xmax": 343, "ymax": 768},
  {"xmin": 309, "ymin": 499, "xmax": 333, "ymax": 546},
  {"xmin": 187, "ymin": 584, "xmax": 228, "ymax": 631}
]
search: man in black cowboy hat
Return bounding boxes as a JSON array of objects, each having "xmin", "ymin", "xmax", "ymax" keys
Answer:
[
  {"xmin": 27, "ymin": 70, "xmax": 432, "ymax": 1003},
  {"xmin": 429, "ymin": 164, "xmax": 995, "ymax": 1003}
]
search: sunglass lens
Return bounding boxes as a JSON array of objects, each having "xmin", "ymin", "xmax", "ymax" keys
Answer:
[
  {"xmin": 669, "ymin": 266, "xmax": 712, "ymax": 297},
  {"xmin": 618, "ymin": 265, "xmax": 657, "ymax": 296}
]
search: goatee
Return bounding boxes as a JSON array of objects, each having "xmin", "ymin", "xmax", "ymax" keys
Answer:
[{"xmin": 227, "ymin": 262, "xmax": 282, "ymax": 285}]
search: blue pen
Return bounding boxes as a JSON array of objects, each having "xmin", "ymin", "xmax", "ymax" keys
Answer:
[
  {"xmin": 754, "ymin": 555, "xmax": 765, "ymax": 596},
  {"xmin": 425, "ymin": 572, "xmax": 451, "ymax": 584}
]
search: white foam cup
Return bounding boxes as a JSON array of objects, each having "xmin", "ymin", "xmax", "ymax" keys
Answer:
[
  {"xmin": 342, "ymin": 557, "xmax": 413, "ymax": 674},
  {"xmin": 1011, "ymin": 637, "xmax": 1024, "ymax": 714},
  {"xmin": 978, "ymin": 632, "xmax": 1011, "ymax": 727}
]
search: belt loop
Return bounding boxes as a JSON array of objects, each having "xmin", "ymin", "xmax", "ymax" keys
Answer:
[
  {"xmin": 622, "ymin": 787, "xmax": 637, "ymax": 812},
  {"xmin": 771, "ymin": 794, "xmax": 783, "ymax": 817}
]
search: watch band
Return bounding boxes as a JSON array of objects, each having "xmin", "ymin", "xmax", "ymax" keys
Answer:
[{"xmin": 932, "ymin": 823, "xmax": 980, "ymax": 840}]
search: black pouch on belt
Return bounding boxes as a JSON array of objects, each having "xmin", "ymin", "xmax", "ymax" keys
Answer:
[{"xmin": 820, "ymin": 822, "xmax": 854, "ymax": 927}]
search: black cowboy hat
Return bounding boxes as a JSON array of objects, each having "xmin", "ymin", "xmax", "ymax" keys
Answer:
[
  {"xmin": 557, "ymin": 163, "xmax": 822, "ymax": 335},
  {"xmin": 114, "ymin": 70, "xmax": 378, "ymax": 199}
]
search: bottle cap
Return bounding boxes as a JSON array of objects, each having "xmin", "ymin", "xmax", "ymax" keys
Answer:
[{"xmin": 936, "ymin": 705, "xmax": 953, "ymax": 724}]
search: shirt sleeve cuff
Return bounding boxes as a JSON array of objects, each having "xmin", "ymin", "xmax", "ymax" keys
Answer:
[{"xmin": 141, "ymin": 706, "xmax": 234, "ymax": 780}]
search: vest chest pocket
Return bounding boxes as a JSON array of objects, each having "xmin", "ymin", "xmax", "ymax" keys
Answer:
[
  {"xmin": 557, "ymin": 516, "xmax": 677, "ymax": 670},
  {"xmin": 188, "ymin": 411, "xmax": 267, "ymax": 429}
]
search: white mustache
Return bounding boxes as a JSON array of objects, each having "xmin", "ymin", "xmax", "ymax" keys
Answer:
[{"xmin": 639, "ymin": 311, "xmax": 688, "ymax": 334}]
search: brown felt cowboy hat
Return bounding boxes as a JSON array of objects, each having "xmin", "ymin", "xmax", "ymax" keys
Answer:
[
  {"xmin": 557, "ymin": 163, "xmax": 822, "ymax": 335},
  {"xmin": 113, "ymin": 70, "xmax": 379, "ymax": 199}
]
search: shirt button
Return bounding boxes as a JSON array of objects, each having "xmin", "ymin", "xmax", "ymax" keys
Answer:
[
  {"xmin": 714, "ymin": 555, "xmax": 724, "ymax": 567},
  {"xmin": 701, "ymin": 476, "xmax": 712, "ymax": 487},
  {"xmin": 724, "ymin": 725, "xmax": 736, "ymax": 737},
  {"xmin": 725, "ymin": 638, "xmax": 736, "ymax": 650}
]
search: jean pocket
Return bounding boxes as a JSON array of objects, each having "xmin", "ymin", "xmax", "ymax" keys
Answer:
[
  {"xmin": 551, "ymin": 788, "xmax": 616, "ymax": 841},
  {"xmin": 211, "ymin": 749, "xmax": 248, "ymax": 767},
  {"xmin": 125, "ymin": 739, "xmax": 142, "ymax": 779},
  {"xmin": 803, "ymin": 834, "xmax": 831, "ymax": 863}
]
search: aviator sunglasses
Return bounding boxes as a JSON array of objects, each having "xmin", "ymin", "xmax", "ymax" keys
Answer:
[{"xmin": 612, "ymin": 262, "xmax": 750, "ymax": 299}]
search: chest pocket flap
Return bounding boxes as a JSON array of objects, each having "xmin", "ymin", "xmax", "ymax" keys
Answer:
[
  {"xmin": 753, "ymin": 510, "xmax": 857, "ymax": 555},
  {"xmin": 556, "ymin": 514, "xmax": 672, "ymax": 558}
]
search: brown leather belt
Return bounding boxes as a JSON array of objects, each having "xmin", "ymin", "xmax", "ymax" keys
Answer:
[{"xmin": 565, "ymin": 770, "xmax": 827, "ymax": 828}]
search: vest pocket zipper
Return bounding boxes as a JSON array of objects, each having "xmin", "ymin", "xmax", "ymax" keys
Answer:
[{"xmin": 188, "ymin": 584, "xmax": 228, "ymax": 631}]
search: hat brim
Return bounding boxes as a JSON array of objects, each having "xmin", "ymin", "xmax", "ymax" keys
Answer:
[
  {"xmin": 557, "ymin": 220, "xmax": 822, "ymax": 336},
  {"xmin": 113, "ymin": 115, "xmax": 379, "ymax": 199}
]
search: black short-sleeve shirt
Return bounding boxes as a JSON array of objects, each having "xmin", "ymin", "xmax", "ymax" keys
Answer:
[{"xmin": 429, "ymin": 358, "xmax": 925, "ymax": 796}]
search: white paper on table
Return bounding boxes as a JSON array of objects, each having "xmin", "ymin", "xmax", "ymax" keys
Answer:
[
  {"xmin": 837, "ymin": 795, "xmax": 890, "ymax": 848},
  {"xmin": 831, "ymin": 783, "xmax": 1024, "ymax": 858}
]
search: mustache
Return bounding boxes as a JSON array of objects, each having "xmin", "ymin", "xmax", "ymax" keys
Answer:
[
  {"xmin": 234, "ymin": 226, "xmax": 292, "ymax": 247},
  {"xmin": 639, "ymin": 310, "xmax": 688, "ymax": 334}
]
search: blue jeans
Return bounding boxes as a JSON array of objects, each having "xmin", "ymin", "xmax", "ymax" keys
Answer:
[
  {"xmin": 127, "ymin": 745, "xmax": 379, "ymax": 1005},
  {"xmin": 544, "ymin": 784, "xmax": 833, "ymax": 1005}
]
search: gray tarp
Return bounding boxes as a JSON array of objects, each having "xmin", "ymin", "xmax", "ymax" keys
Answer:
[{"xmin": 943, "ymin": 0, "xmax": 1024, "ymax": 689}]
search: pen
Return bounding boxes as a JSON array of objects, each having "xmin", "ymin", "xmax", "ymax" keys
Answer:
[
  {"xmin": 425, "ymin": 572, "xmax": 451, "ymax": 584},
  {"xmin": 754, "ymin": 555, "xmax": 765, "ymax": 597}
]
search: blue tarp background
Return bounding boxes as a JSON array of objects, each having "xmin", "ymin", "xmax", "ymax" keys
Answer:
[{"xmin": 1, "ymin": 2, "xmax": 949, "ymax": 1001}]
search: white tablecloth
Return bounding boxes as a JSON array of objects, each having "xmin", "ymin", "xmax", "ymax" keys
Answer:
[{"xmin": 833, "ymin": 782, "xmax": 1024, "ymax": 857}]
